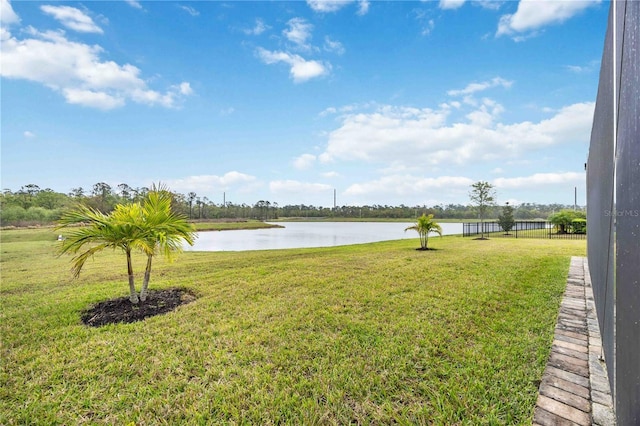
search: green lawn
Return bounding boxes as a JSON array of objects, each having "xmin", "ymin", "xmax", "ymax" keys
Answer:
[{"xmin": 0, "ymin": 228, "xmax": 585, "ymax": 424}]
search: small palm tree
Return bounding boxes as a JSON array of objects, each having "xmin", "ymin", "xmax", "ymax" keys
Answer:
[
  {"xmin": 405, "ymin": 214, "xmax": 442, "ymax": 250},
  {"xmin": 57, "ymin": 203, "xmax": 148, "ymax": 303},
  {"xmin": 57, "ymin": 185, "xmax": 196, "ymax": 304},
  {"xmin": 138, "ymin": 185, "xmax": 196, "ymax": 302}
]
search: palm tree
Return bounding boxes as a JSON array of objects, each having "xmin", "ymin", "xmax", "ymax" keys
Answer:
[
  {"xmin": 57, "ymin": 203, "xmax": 148, "ymax": 303},
  {"xmin": 405, "ymin": 214, "xmax": 442, "ymax": 250},
  {"xmin": 138, "ymin": 186, "xmax": 196, "ymax": 302},
  {"xmin": 57, "ymin": 185, "xmax": 196, "ymax": 304}
]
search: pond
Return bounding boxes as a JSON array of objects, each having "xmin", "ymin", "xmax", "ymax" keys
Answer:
[{"xmin": 186, "ymin": 221, "xmax": 463, "ymax": 252}]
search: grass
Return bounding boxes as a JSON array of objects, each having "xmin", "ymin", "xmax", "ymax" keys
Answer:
[
  {"xmin": 482, "ymin": 228, "xmax": 586, "ymax": 239},
  {"xmin": 0, "ymin": 227, "xmax": 585, "ymax": 424}
]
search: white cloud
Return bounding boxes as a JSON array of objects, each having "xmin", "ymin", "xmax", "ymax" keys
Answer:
[
  {"xmin": 40, "ymin": 5, "xmax": 103, "ymax": 34},
  {"xmin": 166, "ymin": 172, "xmax": 259, "ymax": 195},
  {"xmin": 413, "ymin": 9, "xmax": 435, "ymax": 36},
  {"xmin": 124, "ymin": 0, "xmax": 142, "ymax": 9},
  {"xmin": 497, "ymin": 0, "xmax": 601, "ymax": 38},
  {"xmin": 439, "ymin": 0, "xmax": 466, "ymax": 10},
  {"xmin": 306, "ymin": 0, "xmax": 354, "ymax": 13},
  {"xmin": 293, "ymin": 154, "xmax": 317, "ymax": 170},
  {"xmin": 63, "ymin": 88, "xmax": 124, "ymax": 109},
  {"xmin": 322, "ymin": 171, "xmax": 340, "ymax": 178},
  {"xmin": 174, "ymin": 82, "xmax": 193, "ymax": 95},
  {"xmin": 565, "ymin": 60, "xmax": 599, "ymax": 74},
  {"xmin": 244, "ymin": 18, "xmax": 269, "ymax": 36},
  {"xmin": 270, "ymin": 180, "xmax": 333, "ymax": 194},
  {"xmin": 306, "ymin": 0, "xmax": 369, "ymax": 14},
  {"xmin": 1, "ymin": 0, "xmax": 20, "ymax": 25},
  {"xmin": 421, "ymin": 19, "xmax": 435, "ymax": 36},
  {"xmin": 324, "ymin": 36, "xmax": 345, "ymax": 55},
  {"xmin": 283, "ymin": 17, "xmax": 313, "ymax": 49},
  {"xmin": 179, "ymin": 5, "xmax": 199, "ymax": 16},
  {"xmin": 474, "ymin": 0, "xmax": 504, "ymax": 11},
  {"xmin": 256, "ymin": 48, "xmax": 329, "ymax": 83},
  {"xmin": 566, "ymin": 65, "xmax": 585, "ymax": 73},
  {"xmin": 345, "ymin": 175, "xmax": 474, "ymax": 197},
  {"xmin": 317, "ymin": 101, "xmax": 594, "ymax": 169},
  {"xmin": 0, "ymin": 27, "xmax": 192, "ymax": 109},
  {"xmin": 357, "ymin": 1, "xmax": 370, "ymax": 15},
  {"xmin": 447, "ymin": 77, "xmax": 512, "ymax": 96},
  {"xmin": 493, "ymin": 172, "xmax": 585, "ymax": 189},
  {"xmin": 319, "ymin": 102, "xmax": 367, "ymax": 117},
  {"xmin": 23, "ymin": 130, "xmax": 35, "ymax": 138}
]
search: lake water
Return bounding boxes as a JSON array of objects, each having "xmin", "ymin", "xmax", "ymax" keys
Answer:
[{"xmin": 186, "ymin": 221, "xmax": 463, "ymax": 252}]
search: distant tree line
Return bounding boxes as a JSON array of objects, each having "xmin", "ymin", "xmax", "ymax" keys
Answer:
[{"xmin": 0, "ymin": 182, "xmax": 584, "ymax": 227}]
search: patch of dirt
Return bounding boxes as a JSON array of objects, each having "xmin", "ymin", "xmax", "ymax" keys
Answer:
[{"xmin": 81, "ymin": 288, "xmax": 196, "ymax": 327}]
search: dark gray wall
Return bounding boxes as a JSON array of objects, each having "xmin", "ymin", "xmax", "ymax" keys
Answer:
[
  {"xmin": 614, "ymin": 0, "xmax": 640, "ymax": 423},
  {"xmin": 587, "ymin": 1, "xmax": 639, "ymax": 424}
]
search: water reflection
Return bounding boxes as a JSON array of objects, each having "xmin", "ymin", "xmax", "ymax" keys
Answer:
[{"xmin": 186, "ymin": 221, "xmax": 463, "ymax": 252}]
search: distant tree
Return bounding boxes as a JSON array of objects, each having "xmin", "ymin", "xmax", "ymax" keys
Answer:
[
  {"xmin": 22, "ymin": 184, "xmax": 41, "ymax": 198},
  {"xmin": 196, "ymin": 197, "xmax": 202, "ymax": 219},
  {"xmin": 405, "ymin": 214, "xmax": 442, "ymax": 250},
  {"xmin": 92, "ymin": 182, "xmax": 112, "ymax": 199},
  {"xmin": 265, "ymin": 201, "xmax": 271, "ymax": 220},
  {"xmin": 548, "ymin": 210, "xmax": 586, "ymax": 234},
  {"xmin": 133, "ymin": 187, "xmax": 149, "ymax": 203},
  {"xmin": 498, "ymin": 202, "xmax": 515, "ymax": 234},
  {"xmin": 187, "ymin": 192, "xmax": 197, "ymax": 219},
  {"xmin": 469, "ymin": 181, "xmax": 496, "ymax": 239},
  {"xmin": 118, "ymin": 183, "xmax": 133, "ymax": 202},
  {"xmin": 201, "ymin": 197, "xmax": 210, "ymax": 219},
  {"xmin": 90, "ymin": 182, "xmax": 115, "ymax": 212},
  {"xmin": 33, "ymin": 188, "xmax": 66, "ymax": 210},
  {"xmin": 14, "ymin": 184, "xmax": 41, "ymax": 209},
  {"xmin": 69, "ymin": 187, "xmax": 85, "ymax": 198},
  {"xmin": 255, "ymin": 200, "xmax": 267, "ymax": 220}
]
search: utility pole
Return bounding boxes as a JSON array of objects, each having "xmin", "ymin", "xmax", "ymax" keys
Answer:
[{"xmin": 333, "ymin": 189, "xmax": 336, "ymax": 209}]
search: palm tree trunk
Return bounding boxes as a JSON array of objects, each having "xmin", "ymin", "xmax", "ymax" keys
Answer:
[
  {"xmin": 139, "ymin": 255, "xmax": 153, "ymax": 302},
  {"xmin": 126, "ymin": 249, "xmax": 139, "ymax": 304}
]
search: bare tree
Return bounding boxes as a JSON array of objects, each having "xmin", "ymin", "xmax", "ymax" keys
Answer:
[{"xmin": 469, "ymin": 181, "xmax": 496, "ymax": 239}]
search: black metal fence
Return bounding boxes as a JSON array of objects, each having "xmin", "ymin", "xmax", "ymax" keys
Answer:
[{"xmin": 462, "ymin": 221, "xmax": 586, "ymax": 239}]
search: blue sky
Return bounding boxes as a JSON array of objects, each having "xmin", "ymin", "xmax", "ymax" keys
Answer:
[{"xmin": 1, "ymin": 0, "xmax": 608, "ymax": 207}]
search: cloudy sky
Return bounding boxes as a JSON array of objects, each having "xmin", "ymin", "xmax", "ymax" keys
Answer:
[{"xmin": 1, "ymin": 0, "xmax": 607, "ymax": 207}]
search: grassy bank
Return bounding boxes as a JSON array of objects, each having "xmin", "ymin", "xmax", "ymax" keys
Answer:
[{"xmin": 1, "ymin": 228, "xmax": 585, "ymax": 424}]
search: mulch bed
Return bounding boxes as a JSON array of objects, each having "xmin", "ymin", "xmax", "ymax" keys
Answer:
[{"xmin": 81, "ymin": 288, "xmax": 196, "ymax": 327}]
